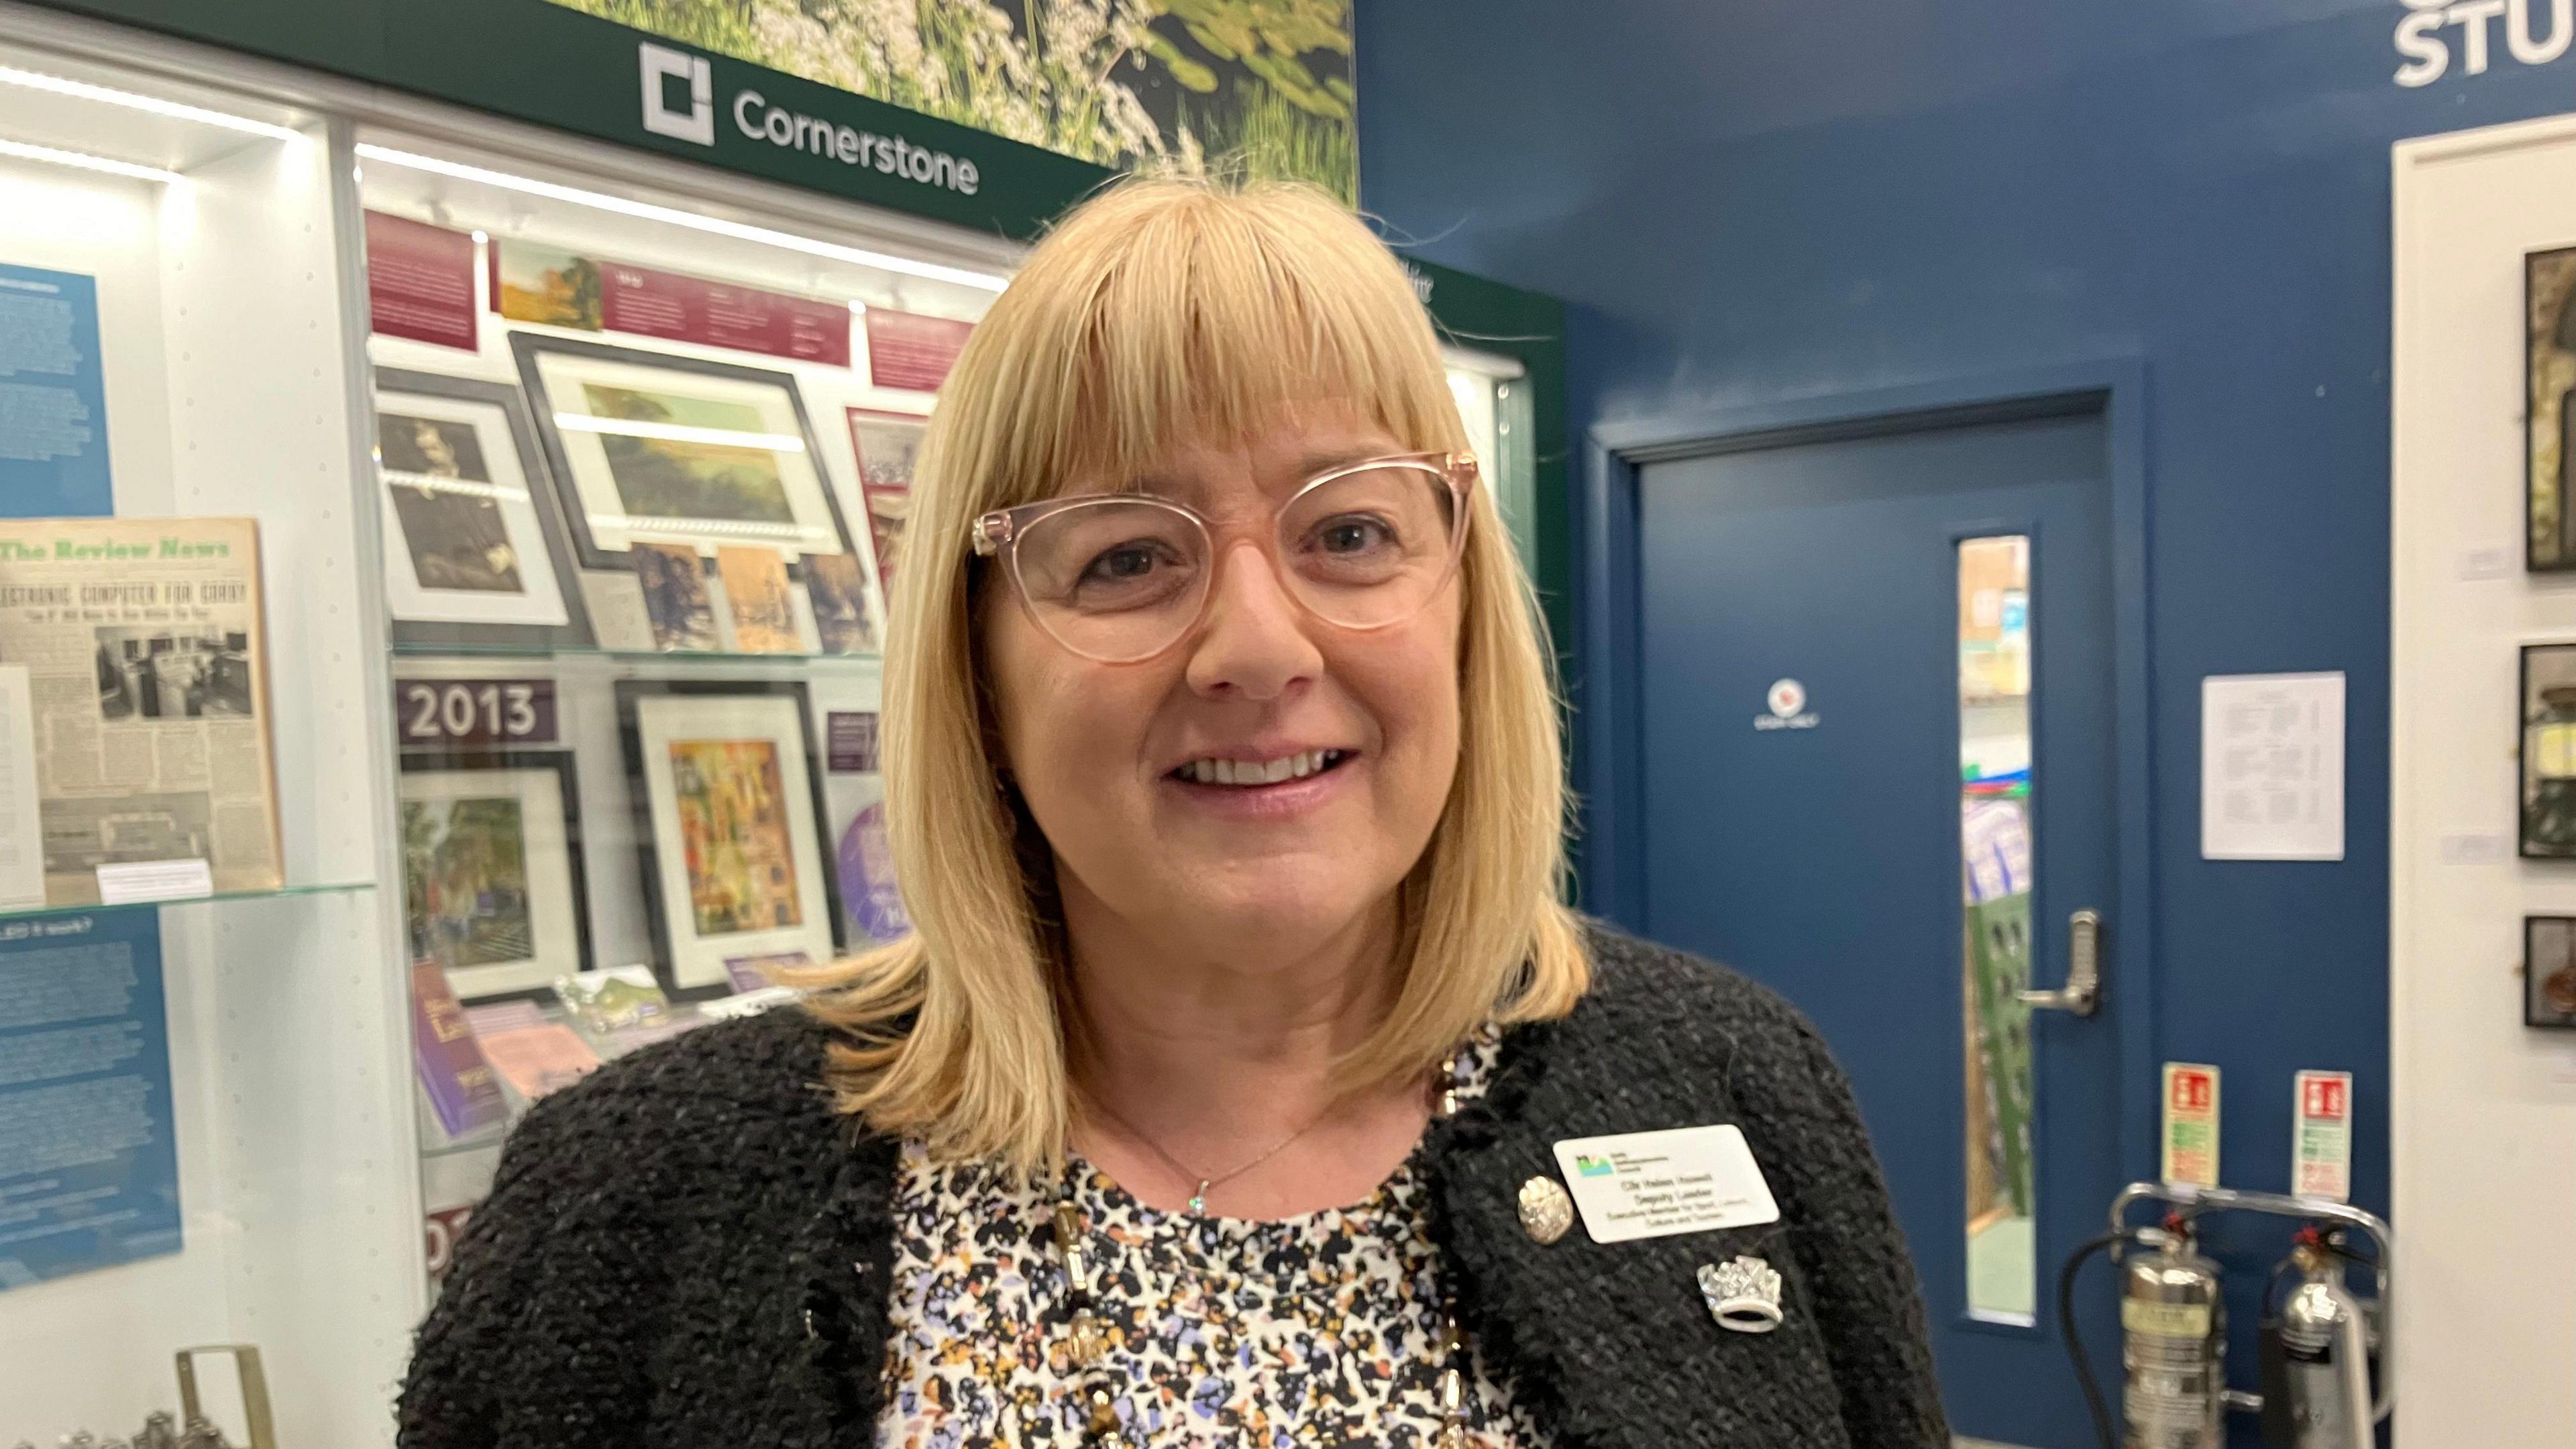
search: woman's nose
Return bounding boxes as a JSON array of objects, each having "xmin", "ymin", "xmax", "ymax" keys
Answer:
[{"xmin": 1182, "ymin": 539, "xmax": 1324, "ymax": 701}]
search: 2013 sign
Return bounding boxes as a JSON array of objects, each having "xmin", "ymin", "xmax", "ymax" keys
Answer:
[{"xmin": 396, "ymin": 679, "xmax": 557, "ymax": 747}]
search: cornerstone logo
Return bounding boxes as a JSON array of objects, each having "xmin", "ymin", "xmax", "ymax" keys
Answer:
[
  {"xmin": 632, "ymin": 40, "xmax": 981, "ymax": 197},
  {"xmin": 638, "ymin": 42, "xmax": 714, "ymax": 146},
  {"xmin": 2394, "ymin": 0, "xmax": 2574, "ymax": 87}
]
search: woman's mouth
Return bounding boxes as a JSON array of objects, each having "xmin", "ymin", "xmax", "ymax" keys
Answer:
[{"xmin": 1167, "ymin": 749, "xmax": 1354, "ymax": 787}]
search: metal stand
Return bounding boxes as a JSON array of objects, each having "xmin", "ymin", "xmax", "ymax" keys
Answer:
[{"xmin": 2108, "ymin": 1181, "xmax": 2394, "ymax": 1425}]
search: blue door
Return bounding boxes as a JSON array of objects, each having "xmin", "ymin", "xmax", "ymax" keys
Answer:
[{"xmin": 1633, "ymin": 407, "xmax": 2122, "ymax": 1447}]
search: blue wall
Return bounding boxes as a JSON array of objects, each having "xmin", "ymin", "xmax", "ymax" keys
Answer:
[{"xmin": 1359, "ymin": 0, "xmax": 2576, "ymax": 1423}]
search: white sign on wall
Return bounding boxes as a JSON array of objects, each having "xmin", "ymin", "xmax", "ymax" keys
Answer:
[
  {"xmin": 2395, "ymin": 0, "xmax": 2575, "ymax": 88},
  {"xmin": 2200, "ymin": 672, "xmax": 2347, "ymax": 861}
]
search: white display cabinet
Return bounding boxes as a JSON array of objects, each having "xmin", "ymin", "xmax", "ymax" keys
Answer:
[
  {"xmin": 0, "ymin": 30, "xmax": 402, "ymax": 1449},
  {"xmin": 0, "ymin": 10, "xmax": 1023, "ymax": 1445}
]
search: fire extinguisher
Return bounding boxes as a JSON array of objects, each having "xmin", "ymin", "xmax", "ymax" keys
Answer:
[
  {"xmin": 2258, "ymin": 1230, "xmax": 2374, "ymax": 1449},
  {"xmin": 2060, "ymin": 1212, "xmax": 2225, "ymax": 1449}
]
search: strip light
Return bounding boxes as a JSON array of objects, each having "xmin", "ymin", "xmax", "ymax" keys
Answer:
[
  {"xmin": 0, "ymin": 137, "xmax": 181, "ymax": 184},
  {"xmin": 0, "ymin": 65, "xmax": 303, "ymax": 142},
  {"xmin": 553, "ymin": 413, "xmax": 807, "ymax": 451},
  {"xmin": 356, "ymin": 142, "xmax": 1011, "ymax": 294}
]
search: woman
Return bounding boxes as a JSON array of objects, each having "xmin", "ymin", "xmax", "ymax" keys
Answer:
[{"xmin": 400, "ymin": 179, "xmax": 1946, "ymax": 1449}]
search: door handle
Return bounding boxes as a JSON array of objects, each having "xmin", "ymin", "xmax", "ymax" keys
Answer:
[{"xmin": 2019, "ymin": 908, "xmax": 2102, "ymax": 1016}]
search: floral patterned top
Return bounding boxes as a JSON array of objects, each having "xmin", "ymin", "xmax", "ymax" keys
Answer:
[{"xmin": 876, "ymin": 1034, "xmax": 1547, "ymax": 1448}]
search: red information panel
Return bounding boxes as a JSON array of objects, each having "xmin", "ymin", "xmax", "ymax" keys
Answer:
[
  {"xmin": 365, "ymin": 211, "xmax": 478, "ymax": 352},
  {"xmin": 490, "ymin": 239, "xmax": 849, "ymax": 366},
  {"xmin": 863, "ymin": 308, "xmax": 974, "ymax": 392}
]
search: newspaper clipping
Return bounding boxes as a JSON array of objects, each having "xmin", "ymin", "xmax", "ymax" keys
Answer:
[{"xmin": 0, "ymin": 518, "xmax": 281, "ymax": 904}]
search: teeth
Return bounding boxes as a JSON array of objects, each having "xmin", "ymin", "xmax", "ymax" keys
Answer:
[{"xmin": 1179, "ymin": 750, "xmax": 1344, "ymax": 786}]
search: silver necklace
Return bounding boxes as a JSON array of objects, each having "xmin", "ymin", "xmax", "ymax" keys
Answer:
[
  {"xmin": 1082, "ymin": 1095, "xmax": 1331, "ymax": 1214},
  {"xmin": 1051, "ymin": 1052, "xmax": 1476, "ymax": 1449}
]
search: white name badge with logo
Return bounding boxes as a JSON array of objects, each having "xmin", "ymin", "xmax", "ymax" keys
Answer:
[{"xmin": 1552, "ymin": 1124, "xmax": 1781, "ymax": 1244}]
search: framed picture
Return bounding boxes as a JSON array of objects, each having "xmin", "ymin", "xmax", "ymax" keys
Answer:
[
  {"xmin": 398, "ymin": 750, "xmax": 592, "ymax": 1002},
  {"xmin": 511, "ymin": 333, "xmax": 860, "ymax": 572},
  {"xmin": 632, "ymin": 540, "xmax": 718, "ymax": 651},
  {"xmin": 847, "ymin": 407, "xmax": 924, "ymax": 597},
  {"xmin": 2523, "ymin": 644, "xmax": 2576, "ymax": 858},
  {"xmin": 804, "ymin": 551, "xmax": 878, "ymax": 654},
  {"xmin": 2533, "ymin": 249, "xmax": 2576, "ymax": 570},
  {"xmin": 2526, "ymin": 916, "xmax": 2576, "ymax": 1028},
  {"xmin": 373, "ymin": 368, "xmax": 593, "ymax": 649},
  {"xmin": 614, "ymin": 680, "xmax": 842, "ymax": 994}
]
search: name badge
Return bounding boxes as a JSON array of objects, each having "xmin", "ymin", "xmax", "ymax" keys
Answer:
[{"xmin": 1551, "ymin": 1124, "xmax": 1781, "ymax": 1244}]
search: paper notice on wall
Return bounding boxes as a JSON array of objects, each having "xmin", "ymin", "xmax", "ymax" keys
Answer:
[
  {"xmin": 0, "ymin": 667, "xmax": 43, "ymax": 909},
  {"xmin": 2200, "ymin": 672, "xmax": 2345, "ymax": 861}
]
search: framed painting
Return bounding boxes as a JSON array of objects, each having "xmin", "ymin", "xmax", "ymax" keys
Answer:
[
  {"xmin": 373, "ymin": 368, "xmax": 593, "ymax": 650},
  {"xmin": 2523, "ymin": 643, "xmax": 2576, "ymax": 858},
  {"xmin": 2526, "ymin": 916, "xmax": 2576, "ymax": 1028},
  {"xmin": 2530, "ymin": 248, "xmax": 2576, "ymax": 571},
  {"xmin": 511, "ymin": 333, "xmax": 860, "ymax": 571},
  {"xmin": 398, "ymin": 749, "xmax": 592, "ymax": 1002},
  {"xmin": 614, "ymin": 679, "xmax": 842, "ymax": 994}
]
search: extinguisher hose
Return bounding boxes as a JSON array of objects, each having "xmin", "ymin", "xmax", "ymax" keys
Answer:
[{"xmin": 2057, "ymin": 1228, "xmax": 2132, "ymax": 1449}]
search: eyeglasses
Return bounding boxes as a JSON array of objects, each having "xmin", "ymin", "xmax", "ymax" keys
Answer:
[{"xmin": 971, "ymin": 451, "xmax": 1475, "ymax": 664}]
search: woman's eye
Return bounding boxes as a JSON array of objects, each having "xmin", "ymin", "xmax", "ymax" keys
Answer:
[
  {"xmin": 1086, "ymin": 545, "xmax": 1163, "ymax": 580},
  {"xmin": 1318, "ymin": 518, "xmax": 1392, "ymax": 553}
]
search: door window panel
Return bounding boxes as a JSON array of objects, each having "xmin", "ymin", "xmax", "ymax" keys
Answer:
[{"xmin": 1959, "ymin": 535, "xmax": 2037, "ymax": 1323}]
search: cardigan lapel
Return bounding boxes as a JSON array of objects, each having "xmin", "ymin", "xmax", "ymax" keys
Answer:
[
  {"xmin": 1427, "ymin": 1014, "xmax": 1857, "ymax": 1449},
  {"xmin": 785, "ymin": 1126, "xmax": 903, "ymax": 1447}
]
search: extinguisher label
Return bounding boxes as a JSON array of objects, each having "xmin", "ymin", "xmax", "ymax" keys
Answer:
[
  {"xmin": 2121, "ymin": 1297, "xmax": 2214, "ymax": 1339},
  {"xmin": 2161, "ymin": 1062, "xmax": 2221, "ymax": 1187},
  {"xmin": 2292, "ymin": 1069, "xmax": 2353, "ymax": 1202}
]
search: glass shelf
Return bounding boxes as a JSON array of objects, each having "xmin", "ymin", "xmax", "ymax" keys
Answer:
[
  {"xmin": 392, "ymin": 640, "xmax": 884, "ymax": 667},
  {"xmin": 0, "ymin": 881, "xmax": 378, "ymax": 924}
]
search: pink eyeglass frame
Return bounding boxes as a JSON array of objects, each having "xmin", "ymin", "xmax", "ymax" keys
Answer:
[{"xmin": 967, "ymin": 450, "xmax": 1479, "ymax": 662}]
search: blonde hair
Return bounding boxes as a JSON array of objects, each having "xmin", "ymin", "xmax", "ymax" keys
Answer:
[{"xmin": 802, "ymin": 177, "xmax": 1587, "ymax": 1175}]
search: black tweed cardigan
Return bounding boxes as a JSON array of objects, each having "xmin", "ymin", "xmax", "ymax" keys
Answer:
[{"xmin": 398, "ymin": 926, "xmax": 1948, "ymax": 1448}]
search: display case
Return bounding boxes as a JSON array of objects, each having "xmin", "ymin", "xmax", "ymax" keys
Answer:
[
  {"xmin": 356, "ymin": 125, "xmax": 1021, "ymax": 1304},
  {"xmin": 0, "ymin": 7, "xmax": 1568, "ymax": 1444},
  {"xmin": 0, "ymin": 29, "xmax": 400, "ymax": 1449}
]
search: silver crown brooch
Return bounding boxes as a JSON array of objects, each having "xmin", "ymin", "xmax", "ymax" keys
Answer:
[{"xmin": 1697, "ymin": 1254, "xmax": 1785, "ymax": 1334}]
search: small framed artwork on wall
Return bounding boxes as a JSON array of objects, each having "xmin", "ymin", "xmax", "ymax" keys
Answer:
[
  {"xmin": 2524, "ymin": 916, "xmax": 2576, "ymax": 1028},
  {"xmin": 2528, "ymin": 247, "xmax": 2576, "ymax": 571},
  {"xmin": 373, "ymin": 368, "xmax": 594, "ymax": 650},
  {"xmin": 614, "ymin": 679, "xmax": 843, "ymax": 995},
  {"xmin": 2520, "ymin": 643, "xmax": 2576, "ymax": 857}
]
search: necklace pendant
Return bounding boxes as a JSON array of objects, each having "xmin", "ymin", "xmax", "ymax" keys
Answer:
[
  {"xmin": 1067, "ymin": 1308, "xmax": 1108, "ymax": 1368},
  {"xmin": 1189, "ymin": 1180, "xmax": 1209, "ymax": 1214}
]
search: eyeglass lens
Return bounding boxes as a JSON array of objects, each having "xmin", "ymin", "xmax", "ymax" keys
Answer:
[{"xmin": 1008, "ymin": 462, "xmax": 1462, "ymax": 663}]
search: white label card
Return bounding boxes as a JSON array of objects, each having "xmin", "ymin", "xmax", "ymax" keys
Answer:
[
  {"xmin": 96, "ymin": 857, "xmax": 215, "ymax": 904},
  {"xmin": 1551, "ymin": 1124, "xmax": 1780, "ymax": 1244}
]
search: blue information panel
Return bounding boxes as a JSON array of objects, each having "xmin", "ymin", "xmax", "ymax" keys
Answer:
[
  {"xmin": 0, "ymin": 262, "xmax": 114, "ymax": 517},
  {"xmin": 0, "ymin": 910, "xmax": 178, "ymax": 1288}
]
